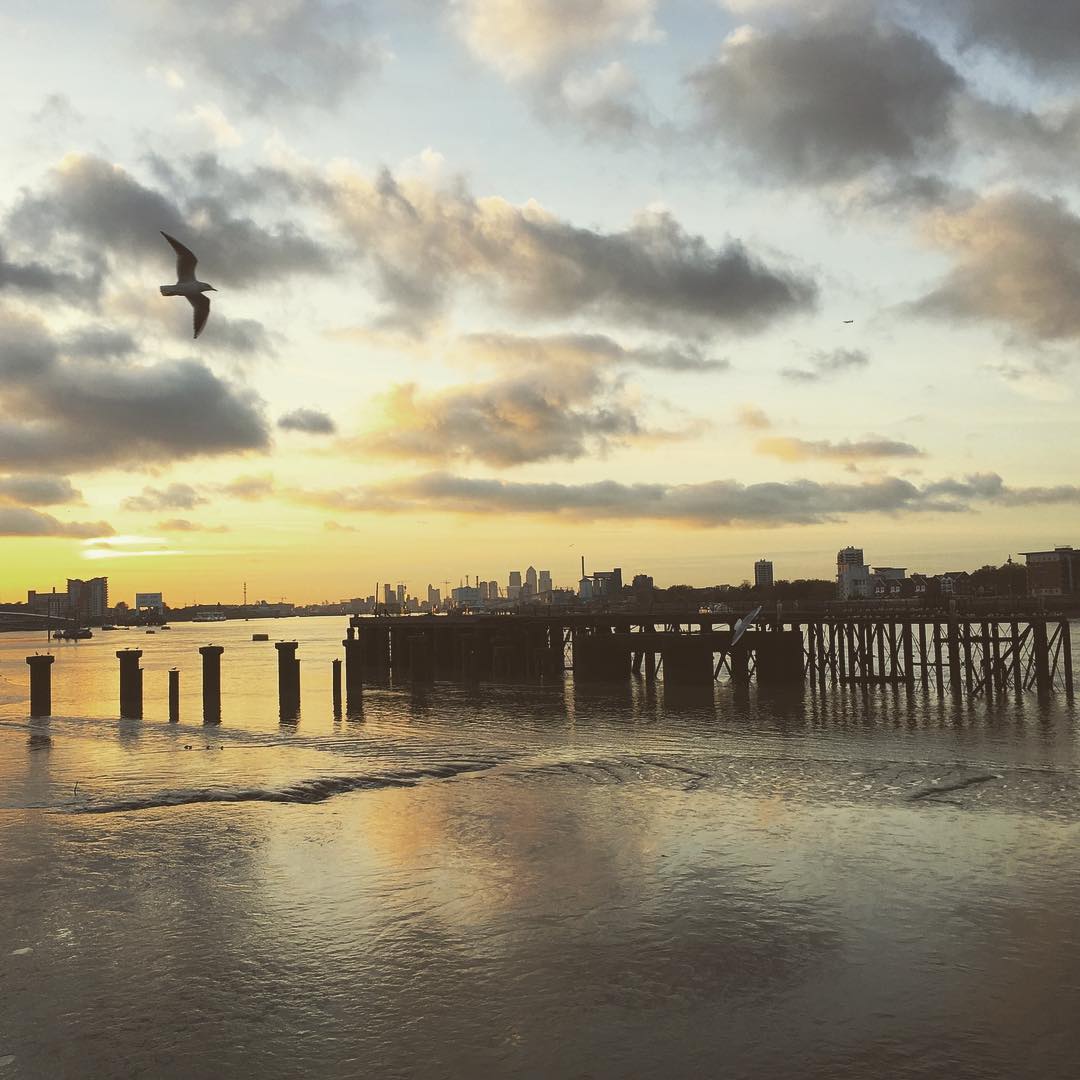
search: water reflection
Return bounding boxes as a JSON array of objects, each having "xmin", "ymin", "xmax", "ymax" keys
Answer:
[{"xmin": 0, "ymin": 617, "xmax": 1079, "ymax": 1078}]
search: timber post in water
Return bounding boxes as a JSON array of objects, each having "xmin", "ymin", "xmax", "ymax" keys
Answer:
[
  {"xmin": 168, "ymin": 668, "xmax": 180, "ymax": 723},
  {"xmin": 117, "ymin": 649, "xmax": 143, "ymax": 719},
  {"xmin": 276, "ymin": 641, "xmax": 301, "ymax": 720},
  {"xmin": 199, "ymin": 645, "xmax": 224, "ymax": 723},
  {"xmin": 26, "ymin": 654, "xmax": 54, "ymax": 718},
  {"xmin": 345, "ymin": 612, "xmax": 1074, "ymax": 699}
]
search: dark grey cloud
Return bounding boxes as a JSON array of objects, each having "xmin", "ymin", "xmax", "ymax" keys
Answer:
[
  {"xmin": 781, "ymin": 348, "xmax": 869, "ymax": 382},
  {"xmin": 690, "ymin": 14, "xmax": 962, "ymax": 182},
  {"xmin": 140, "ymin": 0, "xmax": 383, "ymax": 112},
  {"xmin": 0, "ymin": 474, "xmax": 81, "ymax": 506},
  {"xmin": 460, "ymin": 332, "xmax": 728, "ymax": 372},
  {"xmin": 62, "ymin": 327, "xmax": 140, "ymax": 359},
  {"xmin": 756, "ymin": 436, "xmax": 923, "ymax": 462},
  {"xmin": 0, "ymin": 507, "xmax": 111, "ymax": 538},
  {"xmin": 122, "ymin": 483, "xmax": 208, "ymax": 512},
  {"xmin": 293, "ymin": 469, "xmax": 1080, "ymax": 526},
  {"xmin": 0, "ymin": 310, "xmax": 270, "ymax": 473},
  {"xmin": 913, "ymin": 191, "xmax": 1080, "ymax": 340},
  {"xmin": 329, "ymin": 167, "xmax": 817, "ymax": 331},
  {"xmin": 8, "ymin": 154, "xmax": 332, "ymax": 291},
  {"xmin": 921, "ymin": 472, "xmax": 1080, "ymax": 506},
  {"xmin": 278, "ymin": 408, "xmax": 337, "ymax": 434},
  {"xmin": 0, "ymin": 242, "xmax": 101, "ymax": 302},
  {"xmin": 929, "ymin": 0, "xmax": 1080, "ymax": 72}
]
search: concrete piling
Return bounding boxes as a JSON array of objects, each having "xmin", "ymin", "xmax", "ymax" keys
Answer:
[
  {"xmin": 276, "ymin": 641, "xmax": 300, "ymax": 719},
  {"xmin": 26, "ymin": 654, "xmax": 54, "ymax": 718},
  {"xmin": 199, "ymin": 645, "xmax": 224, "ymax": 723},
  {"xmin": 117, "ymin": 649, "xmax": 143, "ymax": 719}
]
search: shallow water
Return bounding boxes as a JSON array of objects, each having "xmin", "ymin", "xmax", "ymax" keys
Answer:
[{"xmin": 1, "ymin": 617, "xmax": 1079, "ymax": 1078}]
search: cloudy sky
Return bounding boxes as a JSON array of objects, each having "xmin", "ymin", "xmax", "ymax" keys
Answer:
[{"xmin": 2, "ymin": 0, "xmax": 1080, "ymax": 604}]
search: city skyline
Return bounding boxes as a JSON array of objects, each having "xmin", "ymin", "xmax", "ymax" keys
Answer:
[{"xmin": 2, "ymin": 2, "xmax": 1080, "ymax": 603}]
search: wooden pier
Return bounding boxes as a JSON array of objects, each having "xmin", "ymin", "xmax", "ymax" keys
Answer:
[{"xmin": 346, "ymin": 612, "xmax": 1074, "ymax": 699}]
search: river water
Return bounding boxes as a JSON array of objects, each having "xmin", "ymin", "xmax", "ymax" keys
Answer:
[{"xmin": 1, "ymin": 616, "xmax": 1078, "ymax": 1079}]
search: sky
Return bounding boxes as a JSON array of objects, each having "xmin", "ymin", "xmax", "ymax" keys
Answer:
[{"xmin": 2, "ymin": 0, "xmax": 1080, "ymax": 605}]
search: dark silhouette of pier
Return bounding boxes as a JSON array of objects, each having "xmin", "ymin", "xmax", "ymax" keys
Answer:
[
  {"xmin": 343, "ymin": 611, "xmax": 1074, "ymax": 699},
  {"xmin": 18, "ymin": 612, "xmax": 1073, "ymax": 724}
]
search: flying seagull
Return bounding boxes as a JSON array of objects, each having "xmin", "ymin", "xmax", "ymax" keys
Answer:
[
  {"xmin": 843, "ymin": 319, "xmax": 854, "ymax": 324},
  {"xmin": 159, "ymin": 232, "xmax": 216, "ymax": 339}
]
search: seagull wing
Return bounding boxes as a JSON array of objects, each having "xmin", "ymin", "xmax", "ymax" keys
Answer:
[
  {"xmin": 188, "ymin": 294, "xmax": 210, "ymax": 339},
  {"xmin": 161, "ymin": 231, "xmax": 199, "ymax": 282}
]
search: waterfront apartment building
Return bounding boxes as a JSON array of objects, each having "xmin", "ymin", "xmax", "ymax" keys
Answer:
[
  {"xmin": 754, "ymin": 559, "xmax": 774, "ymax": 588},
  {"xmin": 67, "ymin": 577, "xmax": 108, "ymax": 621},
  {"xmin": 1022, "ymin": 547, "xmax": 1080, "ymax": 597},
  {"xmin": 836, "ymin": 548, "xmax": 871, "ymax": 600}
]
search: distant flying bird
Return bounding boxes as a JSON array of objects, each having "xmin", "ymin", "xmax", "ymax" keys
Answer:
[
  {"xmin": 843, "ymin": 319, "xmax": 854, "ymax": 324},
  {"xmin": 159, "ymin": 232, "xmax": 216, "ymax": 339}
]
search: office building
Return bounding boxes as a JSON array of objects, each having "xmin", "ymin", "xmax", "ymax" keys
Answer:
[
  {"xmin": 538, "ymin": 570, "xmax": 552, "ymax": 594},
  {"xmin": 135, "ymin": 592, "xmax": 164, "ymax": 613},
  {"xmin": 754, "ymin": 559, "xmax": 774, "ymax": 588},
  {"xmin": 524, "ymin": 566, "xmax": 538, "ymax": 596}
]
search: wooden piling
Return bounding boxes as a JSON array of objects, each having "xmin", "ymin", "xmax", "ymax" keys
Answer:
[
  {"xmin": 1033, "ymin": 620, "xmax": 1051, "ymax": 696},
  {"xmin": 1061, "ymin": 620, "xmax": 1074, "ymax": 700},
  {"xmin": 332, "ymin": 658, "xmax": 342, "ymax": 717}
]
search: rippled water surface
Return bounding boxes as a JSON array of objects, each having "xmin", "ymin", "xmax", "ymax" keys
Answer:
[{"xmin": 1, "ymin": 617, "xmax": 1079, "ymax": 1079}]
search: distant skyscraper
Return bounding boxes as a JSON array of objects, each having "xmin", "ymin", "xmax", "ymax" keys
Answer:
[
  {"xmin": 383, "ymin": 583, "xmax": 394, "ymax": 607},
  {"xmin": 754, "ymin": 559, "xmax": 774, "ymax": 588},
  {"xmin": 509, "ymin": 570, "xmax": 522, "ymax": 590},
  {"xmin": 538, "ymin": 570, "xmax": 552, "ymax": 594},
  {"xmin": 427, "ymin": 585, "xmax": 440, "ymax": 608},
  {"xmin": 524, "ymin": 566, "xmax": 537, "ymax": 596},
  {"xmin": 396, "ymin": 583, "xmax": 406, "ymax": 606}
]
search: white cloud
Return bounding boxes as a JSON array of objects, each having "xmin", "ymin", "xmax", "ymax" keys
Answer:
[{"xmin": 452, "ymin": 0, "xmax": 660, "ymax": 78}]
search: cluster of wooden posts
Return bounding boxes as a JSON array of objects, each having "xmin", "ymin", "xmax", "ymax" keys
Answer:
[
  {"xmin": 801, "ymin": 615, "xmax": 1074, "ymax": 698},
  {"xmin": 21, "ymin": 613, "xmax": 1074, "ymax": 721}
]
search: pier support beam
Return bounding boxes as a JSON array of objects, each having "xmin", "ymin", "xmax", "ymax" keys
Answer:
[
  {"xmin": 26, "ymin": 654, "xmax": 54, "ymax": 718},
  {"xmin": 117, "ymin": 649, "xmax": 143, "ymax": 719},
  {"xmin": 199, "ymin": 645, "xmax": 224, "ymax": 723},
  {"xmin": 276, "ymin": 641, "xmax": 300, "ymax": 720}
]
